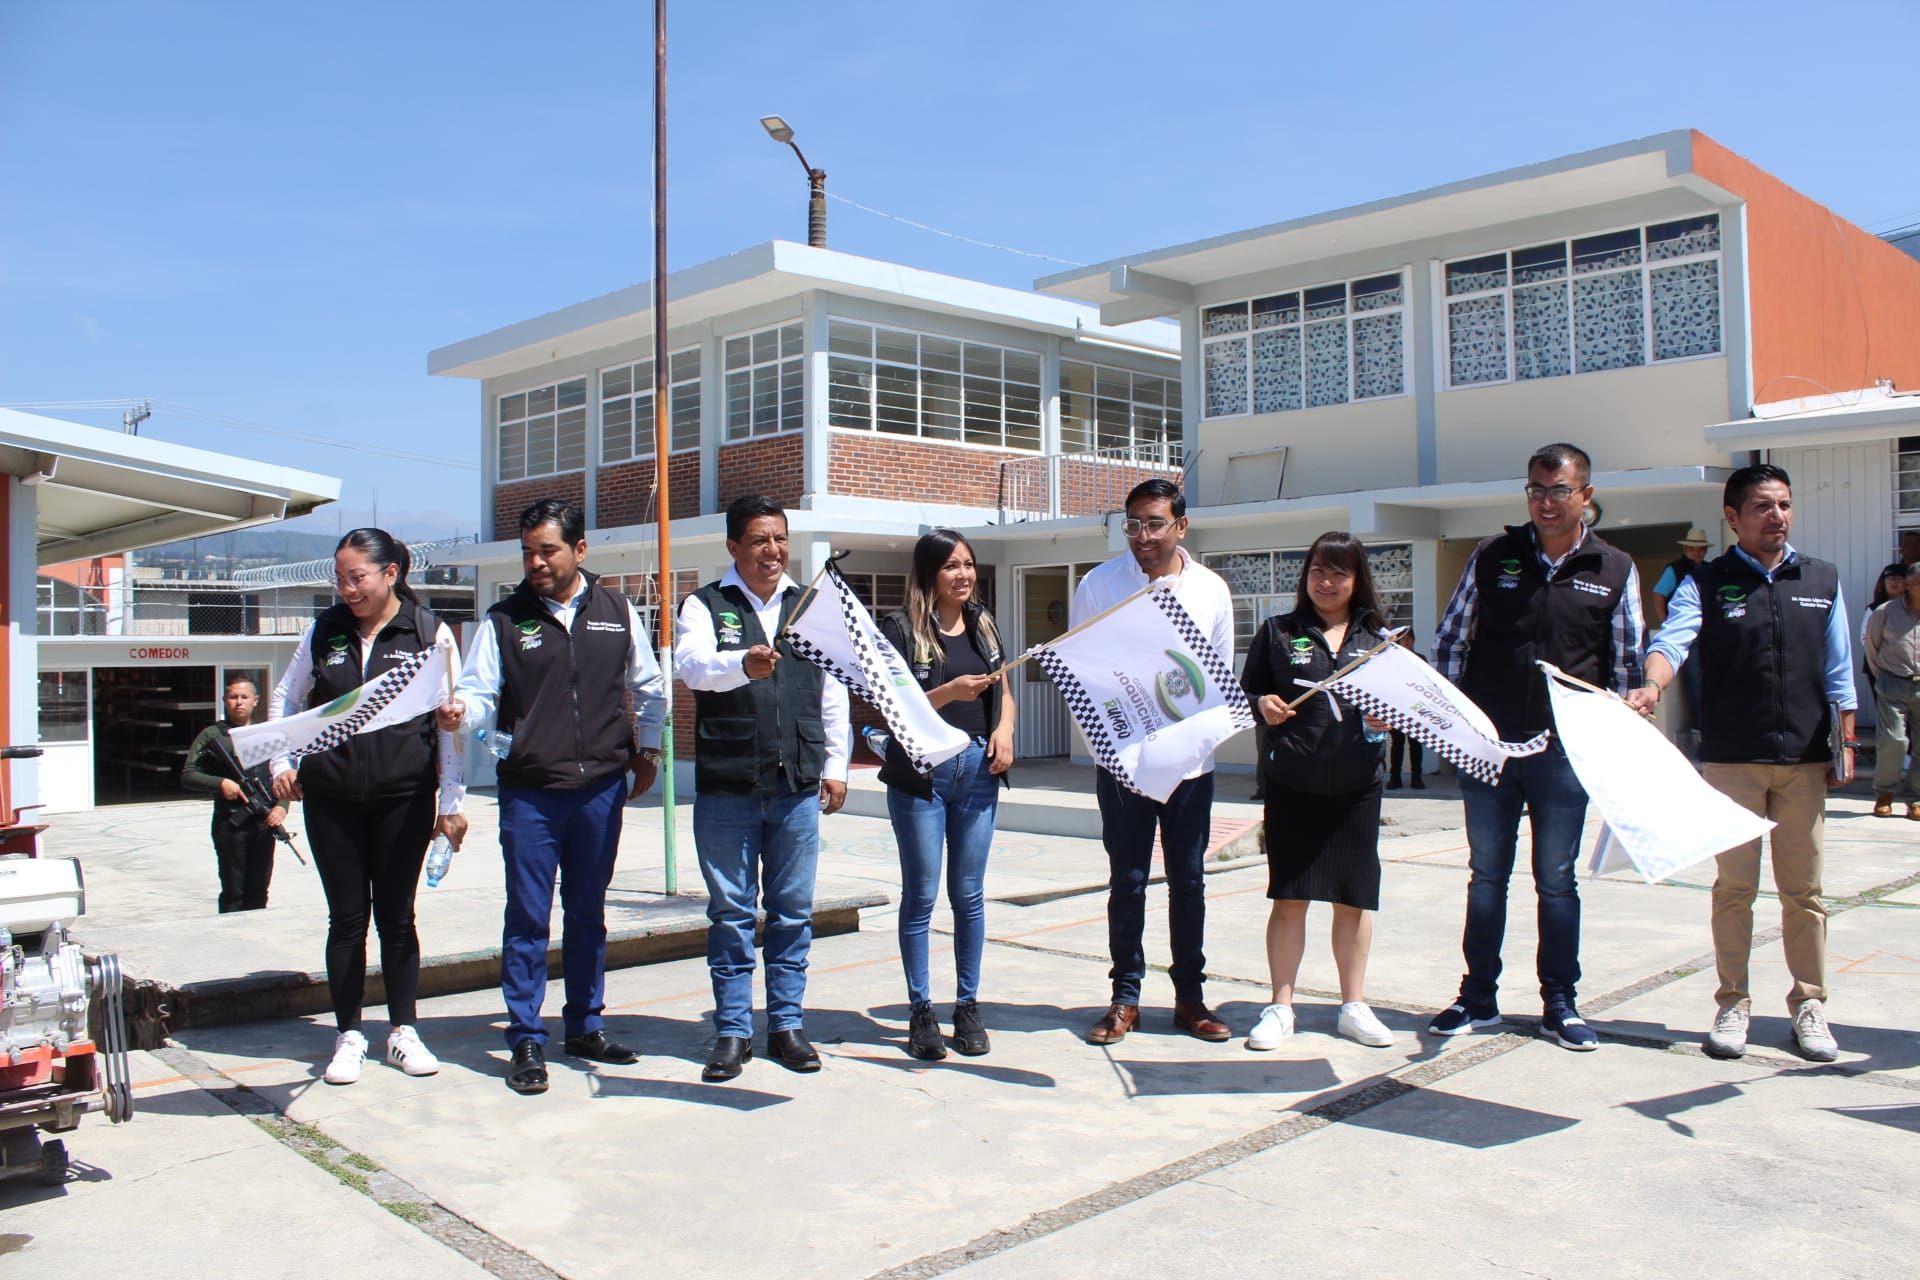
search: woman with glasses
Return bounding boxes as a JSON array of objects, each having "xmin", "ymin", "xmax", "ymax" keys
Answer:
[
  {"xmin": 270, "ymin": 529, "xmax": 466, "ymax": 1085},
  {"xmin": 1240, "ymin": 531, "xmax": 1396, "ymax": 1051},
  {"xmin": 876, "ymin": 529, "xmax": 1015, "ymax": 1059}
]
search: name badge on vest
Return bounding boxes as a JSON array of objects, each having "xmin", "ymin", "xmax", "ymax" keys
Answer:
[
  {"xmin": 1791, "ymin": 595, "xmax": 1832, "ymax": 611},
  {"xmin": 1716, "ymin": 585, "xmax": 1748, "ymax": 620},
  {"xmin": 715, "ymin": 609, "xmax": 744, "ymax": 646},
  {"xmin": 1496, "ymin": 557, "xmax": 1523, "ymax": 589},
  {"xmin": 324, "ymin": 635, "xmax": 351, "ymax": 667},
  {"xmin": 515, "ymin": 619, "xmax": 544, "ymax": 651}
]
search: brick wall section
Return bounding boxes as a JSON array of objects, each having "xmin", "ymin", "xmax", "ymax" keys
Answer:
[
  {"xmin": 716, "ymin": 435, "xmax": 805, "ymax": 509},
  {"xmin": 1054, "ymin": 457, "xmax": 1183, "ymax": 516},
  {"xmin": 827, "ymin": 432, "xmax": 1013, "ymax": 506},
  {"xmin": 492, "ymin": 473, "xmax": 585, "ymax": 541},
  {"xmin": 598, "ymin": 453, "xmax": 702, "ymax": 527}
]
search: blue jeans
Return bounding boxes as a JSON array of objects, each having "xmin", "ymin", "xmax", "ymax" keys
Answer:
[
  {"xmin": 1097, "ymin": 769, "xmax": 1213, "ymax": 1006},
  {"xmin": 1458, "ymin": 745, "xmax": 1588, "ymax": 1010},
  {"xmin": 498, "ymin": 772, "xmax": 627, "ymax": 1048},
  {"xmin": 887, "ymin": 739, "xmax": 999, "ymax": 1006},
  {"xmin": 694, "ymin": 782, "xmax": 821, "ymax": 1037}
]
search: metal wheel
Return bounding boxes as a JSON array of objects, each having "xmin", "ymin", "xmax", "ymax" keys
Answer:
[{"xmin": 38, "ymin": 1139, "xmax": 69, "ymax": 1187}]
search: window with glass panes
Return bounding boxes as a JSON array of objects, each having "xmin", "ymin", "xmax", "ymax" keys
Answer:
[
  {"xmin": 1060, "ymin": 360, "xmax": 1182, "ymax": 457},
  {"xmin": 1443, "ymin": 214, "xmax": 1722, "ymax": 388},
  {"xmin": 498, "ymin": 378, "xmax": 588, "ymax": 481},
  {"xmin": 839, "ymin": 572, "xmax": 909, "ymax": 616},
  {"xmin": 606, "ymin": 569, "xmax": 701, "ymax": 638},
  {"xmin": 724, "ymin": 322, "xmax": 804, "ymax": 440},
  {"xmin": 1201, "ymin": 272, "xmax": 1407, "ymax": 419},
  {"xmin": 827, "ymin": 320, "xmax": 1042, "ymax": 451},
  {"xmin": 603, "ymin": 350, "xmax": 701, "ymax": 462},
  {"xmin": 1202, "ymin": 542, "xmax": 1413, "ymax": 670},
  {"xmin": 1896, "ymin": 437, "xmax": 1920, "ymax": 528}
]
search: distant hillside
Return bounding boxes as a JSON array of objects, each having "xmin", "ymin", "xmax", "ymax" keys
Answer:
[{"xmin": 142, "ymin": 529, "xmax": 345, "ymax": 564}]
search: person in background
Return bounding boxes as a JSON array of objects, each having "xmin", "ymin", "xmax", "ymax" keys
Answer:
[
  {"xmin": 1861, "ymin": 563, "xmax": 1905, "ymax": 709},
  {"xmin": 181, "ymin": 675, "xmax": 284, "ymax": 913},
  {"xmin": 1075, "ymin": 479, "xmax": 1237, "ymax": 1048},
  {"xmin": 1651, "ymin": 527, "xmax": 1712, "ymax": 745},
  {"xmin": 1864, "ymin": 562, "xmax": 1920, "ymax": 820},
  {"xmin": 1385, "ymin": 628, "xmax": 1424, "ymax": 790},
  {"xmin": 876, "ymin": 530, "xmax": 1015, "ymax": 1060},
  {"xmin": 1628, "ymin": 464, "xmax": 1855, "ymax": 1063},
  {"xmin": 678, "ymin": 495, "xmax": 850, "ymax": 1083},
  {"xmin": 441, "ymin": 498, "xmax": 667, "ymax": 1095},
  {"xmin": 1241, "ymin": 532, "xmax": 1396, "ymax": 1051},
  {"xmin": 271, "ymin": 529, "xmax": 466, "ymax": 1086}
]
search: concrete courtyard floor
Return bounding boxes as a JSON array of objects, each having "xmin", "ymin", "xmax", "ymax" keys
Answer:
[{"xmin": 4, "ymin": 779, "xmax": 1918, "ymax": 1278}]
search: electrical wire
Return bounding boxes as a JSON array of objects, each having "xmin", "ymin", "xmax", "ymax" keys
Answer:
[{"xmin": 825, "ymin": 192, "xmax": 1085, "ymax": 267}]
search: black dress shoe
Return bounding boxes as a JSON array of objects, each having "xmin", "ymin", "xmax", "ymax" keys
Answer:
[
  {"xmin": 767, "ymin": 1028, "xmax": 822, "ymax": 1073},
  {"xmin": 506, "ymin": 1041, "xmax": 548, "ymax": 1094},
  {"xmin": 702, "ymin": 1036, "xmax": 752, "ymax": 1082},
  {"xmin": 564, "ymin": 1030, "xmax": 640, "ymax": 1065}
]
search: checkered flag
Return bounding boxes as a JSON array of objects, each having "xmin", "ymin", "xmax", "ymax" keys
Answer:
[
  {"xmin": 785, "ymin": 566, "xmax": 969, "ymax": 774},
  {"xmin": 1323, "ymin": 642, "xmax": 1547, "ymax": 785},
  {"xmin": 233, "ymin": 640, "xmax": 452, "ymax": 768},
  {"xmin": 1028, "ymin": 585, "xmax": 1253, "ymax": 802}
]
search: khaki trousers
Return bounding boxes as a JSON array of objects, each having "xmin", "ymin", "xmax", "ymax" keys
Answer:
[{"xmin": 1701, "ymin": 762, "xmax": 1829, "ymax": 1014}]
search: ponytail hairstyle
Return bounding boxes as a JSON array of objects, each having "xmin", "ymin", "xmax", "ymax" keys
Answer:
[
  {"xmin": 906, "ymin": 529, "xmax": 999, "ymax": 666},
  {"xmin": 336, "ymin": 527, "xmax": 420, "ymax": 605},
  {"xmin": 1293, "ymin": 531, "xmax": 1385, "ymax": 633}
]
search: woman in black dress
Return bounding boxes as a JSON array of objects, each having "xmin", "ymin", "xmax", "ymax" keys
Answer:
[{"xmin": 1240, "ymin": 531, "xmax": 1394, "ymax": 1050}]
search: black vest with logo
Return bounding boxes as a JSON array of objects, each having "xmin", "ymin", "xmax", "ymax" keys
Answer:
[
  {"xmin": 489, "ymin": 572, "xmax": 636, "ymax": 791},
  {"xmin": 1460, "ymin": 525, "xmax": 1633, "ymax": 739},
  {"xmin": 875, "ymin": 602, "xmax": 1012, "ymax": 799},
  {"xmin": 298, "ymin": 600, "xmax": 439, "ymax": 801},
  {"xmin": 690, "ymin": 581, "xmax": 827, "ymax": 796},
  {"xmin": 1250, "ymin": 608, "xmax": 1386, "ymax": 795},
  {"xmin": 1694, "ymin": 551, "xmax": 1839, "ymax": 765}
]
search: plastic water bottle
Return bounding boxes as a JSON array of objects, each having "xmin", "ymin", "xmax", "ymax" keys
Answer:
[
  {"xmin": 861, "ymin": 725, "xmax": 891, "ymax": 758},
  {"xmin": 425, "ymin": 834, "xmax": 454, "ymax": 888},
  {"xmin": 478, "ymin": 728, "xmax": 513, "ymax": 760}
]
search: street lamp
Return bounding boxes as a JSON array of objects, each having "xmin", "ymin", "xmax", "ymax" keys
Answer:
[{"xmin": 760, "ymin": 114, "xmax": 827, "ymax": 248}]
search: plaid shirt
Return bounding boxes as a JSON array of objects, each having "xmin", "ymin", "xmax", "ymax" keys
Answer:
[{"xmin": 1432, "ymin": 523, "xmax": 1644, "ymax": 694}]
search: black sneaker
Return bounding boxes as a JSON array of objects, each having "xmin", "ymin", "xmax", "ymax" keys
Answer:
[
  {"xmin": 951, "ymin": 1001, "xmax": 990, "ymax": 1056},
  {"xmin": 907, "ymin": 1002, "xmax": 947, "ymax": 1060},
  {"xmin": 1539, "ymin": 1005, "xmax": 1599, "ymax": 1052},
  {"xmin": 1428, "ymin": 1001, "xmax": 1502, "ymax": 1036}
]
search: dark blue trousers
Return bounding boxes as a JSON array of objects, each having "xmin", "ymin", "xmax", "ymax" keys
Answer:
[{"xmin": 499, "ymin": 772, "xmax": 626, "ymax": 1048}]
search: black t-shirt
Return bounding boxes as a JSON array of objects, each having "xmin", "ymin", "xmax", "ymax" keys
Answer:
[{"xmin": 937, "ymin": 628, "xmax": 990, "ymax": 738}]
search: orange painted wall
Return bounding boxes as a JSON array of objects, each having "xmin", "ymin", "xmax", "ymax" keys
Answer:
[
  {"xmin": 1693, "ymin": 131, "xmax": 1920, "ymax": 405},
  {"xmin": 39, "ymin": 556, "xmax": 123, "ymax": 598}
]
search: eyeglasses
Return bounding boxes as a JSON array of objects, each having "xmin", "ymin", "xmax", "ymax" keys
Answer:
[
  {"xmin": 1122, "ymin": 517, "xmax": 1179, "ymax": 538},
  {"xmin": 334, "ymin": 570, "xmax": 380, "ymax": 592},
  {"xmin": 1523, "ymin": 483, "xmax": 1581, "ymax": 503}
]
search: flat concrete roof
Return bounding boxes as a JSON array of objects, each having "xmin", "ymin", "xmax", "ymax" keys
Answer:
[
  {"xmin": 1704, "ymin": 386, "xmax": 1920, "ymax": 449},
  {"xmin": 0, "ymin": 408, "xmax": 341, "ymax": 562}
]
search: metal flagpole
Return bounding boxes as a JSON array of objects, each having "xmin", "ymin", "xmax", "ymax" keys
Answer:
[{"xmin": 651, "ymin": 0, "xmax": 677, "ymax": 895}]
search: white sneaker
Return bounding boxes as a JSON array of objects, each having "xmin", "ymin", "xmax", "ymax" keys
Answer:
[
  {"xmin": 324, "ymin": 1030, "xmax": 368, "ymax": 1085},
  {"xmin": 386, "ymin": 1025, "xmax": 440, "ymax": 1077},
  {"xmin": 1336, "ymin": 1002, "xmax": 1394, "ymax": 1047},
  {"xmin": 1793, "ymin": 999, "xmax": 1839, "ymax": 1063},
  {"xmin": 1703, "ymin": 1006, "xmax": 1749, "ymax": 1059},
  {"xmin": 1246, "ymin": 1004, "xmax": 1295, "ymax": 1051}
]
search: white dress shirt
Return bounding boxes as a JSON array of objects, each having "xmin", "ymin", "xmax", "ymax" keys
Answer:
[
  {"xmin": 676, "ymin": 566, "xmax": 851, "ymax": 782},
  {"xmin": 452, "ymin": 574, "xmax": 668, "ymax": 751},
  {"xmin": 1070, "ymin": 545, "xmax": 1236, "ymax": 778},
  {"xmin": 270, "ymin": 617, "xmax": 465, "ymax": 816}
]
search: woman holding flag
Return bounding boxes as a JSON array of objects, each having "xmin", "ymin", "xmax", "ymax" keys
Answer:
[
  {"xmin": 877, "ymin": 530, "xmax": 1015, "ymax": 1060},
  {"xmin": 269, "ymin": 529, "xmax": 466, "ymax": 1086},
  {"xmin": 1240, "ymin": 532, "xmax": 1396, "ymax": 1050}
]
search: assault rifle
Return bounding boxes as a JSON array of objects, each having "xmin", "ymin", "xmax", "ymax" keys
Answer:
[{"xmin": 209, "ymin": 734, "xmax": 306, "ymax": 866}]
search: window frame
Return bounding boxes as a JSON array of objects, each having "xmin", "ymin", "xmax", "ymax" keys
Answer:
[
  {"xmin": 722, "ymin": 321, "xmax": 805, "ymax": 442},
  {"xmin": 826, "ymin": 318, "xmax": 1045, "ymax": 452},
  {"xmin": 497, "ymin": 376, "xmax": 590, "ymax": 482},
  {"xmin": 601, "ymin": 347, "xmax": 702, "ymax": 464},
  {"xmin": 1199, "ymin": 270, "xmax": 1411, "ymax": 421},
  {"xmin": 1059, "ymin": 358, "xmax": 1183, "ymax": 458},
  {"xmin": 1439, "ymin": 214, "xmax": 1724, "ymax": 391}
]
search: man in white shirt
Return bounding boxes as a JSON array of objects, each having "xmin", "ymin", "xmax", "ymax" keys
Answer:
[
  {"xmin": 1073, "ymin": 480, "xmax": 1236, "ymax": 1046},
  {"xmin": 677, "ymin": 495, "xmax": 851, "ymax": 1082}
]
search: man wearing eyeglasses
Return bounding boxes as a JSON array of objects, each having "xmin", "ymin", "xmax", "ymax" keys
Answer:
[
  {"xmin": 1428, "ymin": 443, "xmax": 1644, "ymax": 1052},
  {"xmin": 1073, "ymin": 479, "xmax": 1237, "ymax": 1047}
]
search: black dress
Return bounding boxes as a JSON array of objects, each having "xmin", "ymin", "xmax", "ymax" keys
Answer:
[{"xmin": 1241, "ymin": 609, "xmax": 1386, "ymax": 910}]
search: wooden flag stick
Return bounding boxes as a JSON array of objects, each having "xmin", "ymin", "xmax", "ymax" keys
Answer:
[
  {"xmin": 772, "ymin": 548, "xmax": 853, "ymax": 647},
  {"xmin": 442, "ymin": 637, "xmax": 463, "ymax": 756},
  {"xmin": 983, "ymin": 582, "xmax": 1162, "ymax": 681},
  {"xmin": 1281, "ymin": 626, "xmax": 1410, "ymax": 710},
  {"xmin": 1535, "ymin": 661, "xmax": 1620, "ymax": 700}
]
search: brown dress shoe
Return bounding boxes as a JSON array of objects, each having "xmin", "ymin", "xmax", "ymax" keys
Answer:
[
  {"xmin": 1087, "ymin": 1003, "xmax": 1139, "ymax": 1045},
  {"xmin": 1874, "ymin": 792, "xmax": 1895, "ymax": 817},
  {"xmin": 1173, "ymin": 1001, "xmax": 1231, "ymax": 1042}
]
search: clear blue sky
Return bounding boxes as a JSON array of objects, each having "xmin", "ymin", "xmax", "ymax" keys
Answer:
[{"xmin": 4, "ymin": 1, "xmax": 1916, "ymax": 542}]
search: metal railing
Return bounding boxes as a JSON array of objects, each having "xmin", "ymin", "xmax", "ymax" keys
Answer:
[
  {"xmin": 231, "ymin": 535, "xmax": 479, "ymax": 588},
  {"xmin": 997, "ymin": 441, "xmax": 1186, "ymax": 522}
]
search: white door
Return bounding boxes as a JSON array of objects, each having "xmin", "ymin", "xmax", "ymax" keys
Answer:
[{"xmin": 1012, "ymin": 563, "xmax": 1103, "ymax": 759}]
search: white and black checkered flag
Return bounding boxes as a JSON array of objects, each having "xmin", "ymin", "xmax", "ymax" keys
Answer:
[
  {"xmin": 232, "ymin": 640, "xmax": 453, "ymax": 768},
  {"xmin": 1030, "ymin": 585, "xmax": 1254, "ymax": 803},
  {"xmin": 784, "ymin": 567, "xmax": 970, "ymax": 775},
  {"xmin": 1323, "ymin": 642, "xmax": 1548, "ymax": 785}
]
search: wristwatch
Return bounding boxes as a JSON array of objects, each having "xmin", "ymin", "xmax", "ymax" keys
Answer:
[
  {"xmin": 1840, "ymin": 738, "xmax": 1859, "ymax": 749},
  {"xmin": 638, "ymin": 748, "xmax": 664, "ymax": 765}
]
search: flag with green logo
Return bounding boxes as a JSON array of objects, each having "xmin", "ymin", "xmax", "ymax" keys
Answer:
[
  {"xmin": 231, "ymin": 640, "xmax": 452, "ymax": 768},
  {"xmin": 784, "ymin": 567, "xmax": 969, "ymax": 773},
  {"xmin": 1030, "ymin": 584, "xmax": 1253, "ymax": 802}
]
